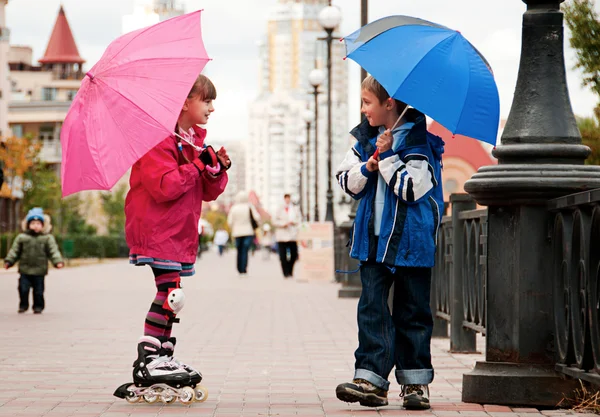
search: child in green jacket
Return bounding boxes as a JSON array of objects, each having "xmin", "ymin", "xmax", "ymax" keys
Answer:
[{"xmin": 4, "ymin": 207, "xmax": 64, "ymax": 313}]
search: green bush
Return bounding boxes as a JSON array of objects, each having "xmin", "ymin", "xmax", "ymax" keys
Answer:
[{"xmin": 1, "ymin": 233, "xmax": 129, "ymax": 260}]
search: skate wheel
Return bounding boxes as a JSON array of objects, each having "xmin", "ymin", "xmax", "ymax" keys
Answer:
[
  {"xmin": 194, "ymin": 385, "xmax": 208, "ymax": 402},
  {"xmin": 143, "ymin": 392, "xmax": 159, "ymax": 404},
  {"xmin": 124, "ymin": 385, "xmax": 140, "ymax": 403},
  {"xmin": 160, "ymin": 392, "xmax": 176, "ymax": 404},
  {"xmin": 179, "ymin": 386, "xmax": 195, "ymax": 404}
]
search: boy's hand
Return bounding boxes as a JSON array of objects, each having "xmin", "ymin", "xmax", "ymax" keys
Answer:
[
  {"xmin": 217, "ymin": 147, "xmax": 231, "ymax": 170},
  {"xmin": 366, "ymin": 156, "xmax": 379, "ymax": 172},
  {"xmin": 56, "ymin": 262, "xmax": 64, "ymax": 269},
  {"xmin": 4, "ymin": 262, "xmax": 10, "ymax": 269},
  {"xmin": 376, "ymin": 129, "xmax": 393, "ymax": 153}
]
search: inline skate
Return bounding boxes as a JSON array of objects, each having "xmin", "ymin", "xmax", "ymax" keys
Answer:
[{"xmin": 113, "ymin": 336, "xmax": 206, "ymax": 404}]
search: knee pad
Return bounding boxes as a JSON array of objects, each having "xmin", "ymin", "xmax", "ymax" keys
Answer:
[{"xmin": 163, "ymin": 287, "xmax": 185, "ymax": 314}]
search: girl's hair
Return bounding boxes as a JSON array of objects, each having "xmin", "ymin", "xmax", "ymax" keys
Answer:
[
  {"xmin": 361, "ymin": 75, "xmax": 405, "ymax": 109},
  {"xmin": 188, "ymin": 74, "xmax": 217, "ymax": 100}
]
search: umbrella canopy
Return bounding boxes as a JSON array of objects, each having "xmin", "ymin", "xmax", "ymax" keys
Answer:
[
  {"xmin": 344, "ymin": 15, "xmax": 500, "ymax": 145},
  {"xmin": 61, "ymin": 11, "xmax": 210, "ymax": 196}
]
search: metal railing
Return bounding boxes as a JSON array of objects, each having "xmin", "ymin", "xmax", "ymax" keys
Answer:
[
  {"xmin": 548, "ymin": 189, "xmax": 600, "ymax": 385},
  {"xmin": 431, "ymin": 191, "xmax": 600, "ymax": 386},
  {"xmin": 431, "ymin": 194, "xmax": 487, "ymax": 352}
]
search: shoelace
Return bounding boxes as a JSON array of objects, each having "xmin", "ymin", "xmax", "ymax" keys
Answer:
[{"xmin": 401, "ymin": 385, "xmax": 424, "ymax": 397}]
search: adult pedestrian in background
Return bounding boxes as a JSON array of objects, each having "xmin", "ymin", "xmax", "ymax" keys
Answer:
[
  {"xmin": 227, "ymin": 191, "xmax": 260, "ymax": 276},
  {"xmin": 273, "ymin": 194, "xmax": 300, "ymax": 278}
]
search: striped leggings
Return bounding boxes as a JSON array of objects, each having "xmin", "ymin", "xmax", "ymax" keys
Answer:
[{"xmin": 144, "ymin": 268, "xmax": 182, "ymax": 338}]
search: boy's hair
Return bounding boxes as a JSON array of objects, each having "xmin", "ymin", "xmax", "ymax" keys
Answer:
[
  {"xmin": 284, "ymin": 194, "xmax": 291, "ymax": 199},
  {"xmin": 188, "ymin": 74, "xmax": 217, "ymax": 100},
  {"xmin": 361, "ymin": 75, "xmax": 406, "ymax": 110}
]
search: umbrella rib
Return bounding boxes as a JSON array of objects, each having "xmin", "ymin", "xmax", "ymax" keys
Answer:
[
  {"xmin": 389, "ymin": 32, "xmax": 453, "ymax": 99},
  {"xmin": 97, "ymin": 77, "xmax": 174, "ymax": 135},
  {"xmin": 93, "ymin": 78, "xmax": 174, "ymax": 186}
]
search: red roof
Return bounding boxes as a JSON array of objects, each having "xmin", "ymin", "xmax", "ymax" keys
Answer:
[
  {"xmin": 428, "ymin": 121, "xmax": 497, "ymax": 169},
  {"xmin": 39, "ymin": 6, "xmax": 85, "ymax": 64}
]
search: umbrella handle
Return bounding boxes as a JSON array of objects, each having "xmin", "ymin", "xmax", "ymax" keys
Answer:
[
  {"xmin": 373, "ymin": 149, "xmax": 380, "ymax": 159},
  {"xmin": 205, "ymin": 162, "xmax": 221, "ymax": 174}
]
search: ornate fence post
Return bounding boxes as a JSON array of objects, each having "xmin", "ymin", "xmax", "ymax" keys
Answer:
[
  {"xmin": 451, "ymin": 194, "xmax": 477, "ymax": 352},
  {"xmin": 463, "ymin": 0, "xmax": 600, "ymax": 406}
]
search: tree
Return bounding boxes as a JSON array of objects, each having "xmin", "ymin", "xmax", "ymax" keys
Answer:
[
  {"xmin": 577, "ymin": 116, "xmax": 600, "ymax": 165},
  {"xmin": 203, "ymin": 209, "xmax": 229, "ymax": 235},
  {"xmin": 101, "ymin": 184, "xmax": 127, "ymax": 235},
  {"xmin": 563, "ymin": 0, "xmax": 600, "ymax": 119},
  {"xmin": 0, "ymin": 136, "xmax": 41, "ymax": 199}
]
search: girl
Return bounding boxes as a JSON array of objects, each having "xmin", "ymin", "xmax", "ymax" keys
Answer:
[{"xmin": 120, "ymin": 74, "xmax": 230, "ymax": 400}]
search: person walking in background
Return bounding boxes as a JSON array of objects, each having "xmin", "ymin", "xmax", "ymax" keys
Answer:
[
  {"xmin": 227, "ymin": 191, "xmax": 260, "ymax": 276},
  {"xmin": 124, "ymin": 73, "xmax": 230, "ymax": 393},
  {"xmin": 4, "ymin": 207, "xmax": 64, "ymax": 314},
  {"xmin": 213, "ymin": 228, "xmax": 229, "ymax": 256},
  {"xmin": 273, "ymin": 194, "xmax": 300, "ymax": 278},
  {"xmin": 334, "ymin": 76, "xmax": 444, "ymax": 409}
]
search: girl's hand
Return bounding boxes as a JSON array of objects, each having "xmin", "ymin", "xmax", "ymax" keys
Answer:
[
  {"xmin": 376, "ymin": 129, "xmax": 393, "ymax": 153},
  {"xmin": 56, "ymin": 262, "xmax": 64, "ymax": 269},
  {"xmin": 366, "ymin": 156, "xmax": 379, "ymax": 172},
  {"xmin": 217, "ymin": 147, "xmax": 231, "ymax": 170}
]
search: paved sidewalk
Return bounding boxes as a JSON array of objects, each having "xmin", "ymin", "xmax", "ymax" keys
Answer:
[{"xmin": 0, "ymin": 250, "xmax": 592, "ymax": 417}]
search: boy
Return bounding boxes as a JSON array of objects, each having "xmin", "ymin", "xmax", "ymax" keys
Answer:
[
  {"xmin": 335, "ymin": 76, "xmax": 444, "ymax": 410},
  {"xmin": 4, "ymin": 207, "xmax": 64, "ymax": 313}
]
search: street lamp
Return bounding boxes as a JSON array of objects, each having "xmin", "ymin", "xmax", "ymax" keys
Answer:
[
  {"xmin": 318, "ymin": 4, "xmax": 342, "ymax": 224},
  {"xmin": 302, "ymin": 109, "xmax": 313, "ymax": 221},
  {"xmin": 308, "ymin": 68, "xmax": 324, "ymax": 222},
  {"xmin": 295, "ymin": 134, "xmax": 306, "ymax": 222}
]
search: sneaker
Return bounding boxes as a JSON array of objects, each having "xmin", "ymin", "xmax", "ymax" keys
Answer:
[
  {"xmin": 336, "ymin": 379, "xmax": 388, "ymax": 407},
  {"xmin": 401, "ymin": 384, "xmax": 430, "ymax": 410},
  {"xmin": 18, "ymin": 308, "xmax": 27, "ymax": 313},
  {"xmin": 33, "ymin": 309, "xmax": 42, "ymax": 314}
]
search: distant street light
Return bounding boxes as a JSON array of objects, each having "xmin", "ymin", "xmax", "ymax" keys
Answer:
[
  {"xmin": 318, "ymin": 4, "xmax": 342, "ymax": 224},
  {"xmin": 302, "ymin": 109, "xmax": 314, "ymax": 221},
  {"xmin": 295, "ymin": 134, "xmax": 306, "ymax": 221},
  {"xmin": 308, "ymin": 68, "xmax": 325, "ymax": 222}
]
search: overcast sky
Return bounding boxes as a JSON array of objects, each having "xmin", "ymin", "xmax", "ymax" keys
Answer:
[{"xmin": 5, "ymin": 0, "xmax": 599, "ymax": 144}]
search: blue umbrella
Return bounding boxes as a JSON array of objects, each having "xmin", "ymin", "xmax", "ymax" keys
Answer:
[{"xmin": 344, "ymin": 15, "xmax": 500, "ymax": 145}]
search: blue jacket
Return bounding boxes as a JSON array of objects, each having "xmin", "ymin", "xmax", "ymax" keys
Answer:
[{"xmin": 336, "ymin": 110, "xmax": 444, "ymax": 268}]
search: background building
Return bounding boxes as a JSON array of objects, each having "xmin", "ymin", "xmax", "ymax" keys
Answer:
[
  {"xmin": 247, "ymin": 0, "xmax": 348, "ymax": 219},
  {"xmin": 0, "ymin": 0, "xmax": 10, "ymax": 137},
  {"xmin": 429, "ymin": 121, "xmax": 497, "ymax": 206},
  {"xmin": 8, "ymin": 6, "xmax": 84, "ymax": 169}
]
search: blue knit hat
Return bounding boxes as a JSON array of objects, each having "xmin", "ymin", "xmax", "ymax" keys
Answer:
[{"xmin": 26, "ymin": 207, "xmax": 45, "ymax": 225}]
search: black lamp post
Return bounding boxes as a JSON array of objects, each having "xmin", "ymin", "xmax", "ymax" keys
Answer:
[
  {"xmin": 462, "ymin": 0, "xmax": 600, "ymax": 406},
  {"xmin": 318, "ymin": 4, "xmax": 342, "ymax": 224},
  {"xmin": 302, "ymin": 109, "xmax": 313, "ymax": 221},
  {"xmin": 308, "ymin": 68, "xmax": 324, "ymax": 222},
  {"xmin": 296, "ymin": 134, "xmax": 306, "ymax": 221}
]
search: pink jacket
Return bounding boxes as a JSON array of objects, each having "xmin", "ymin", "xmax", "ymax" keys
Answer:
[{"xmin": 125, "ymin": 127, "xmax": 227, "ymax": 263}]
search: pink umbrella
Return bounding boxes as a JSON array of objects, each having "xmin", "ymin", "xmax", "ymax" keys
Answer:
[{"xmin": 60, "ymin": 11, "xmax": 210, "ymax": 197}]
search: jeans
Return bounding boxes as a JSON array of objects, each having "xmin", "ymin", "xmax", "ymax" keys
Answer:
[
  {"xmin": 354, "ymin": 263, "xmax": 433, "ymax": 391},
  {"xmin": 277, "ymin": 241, "xmax": 298, "ymax": 277},
  {"xmin": 18, "ymin": 274, "xmax": 45, "ymax": 311},
  {"xmin": 235, "ymin": 236, "xmax": 254, "ymax": 273}
]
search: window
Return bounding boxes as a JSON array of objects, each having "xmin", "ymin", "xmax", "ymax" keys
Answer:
[
  {"xmin": 12, "ymin": 124, "xmax": 23, "ymax": 138},
  {"xmin": 39, "ymin": 125, "xmax": 55, "ymax": 141},
  {"xmin": 42, "ymin": 87, "xmax": 57, "ymax": 101}
]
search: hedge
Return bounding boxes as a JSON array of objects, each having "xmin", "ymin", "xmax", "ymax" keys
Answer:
[{"xmin": 0, "ymin": 233, "xmax": 130, "ymax": 259}]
